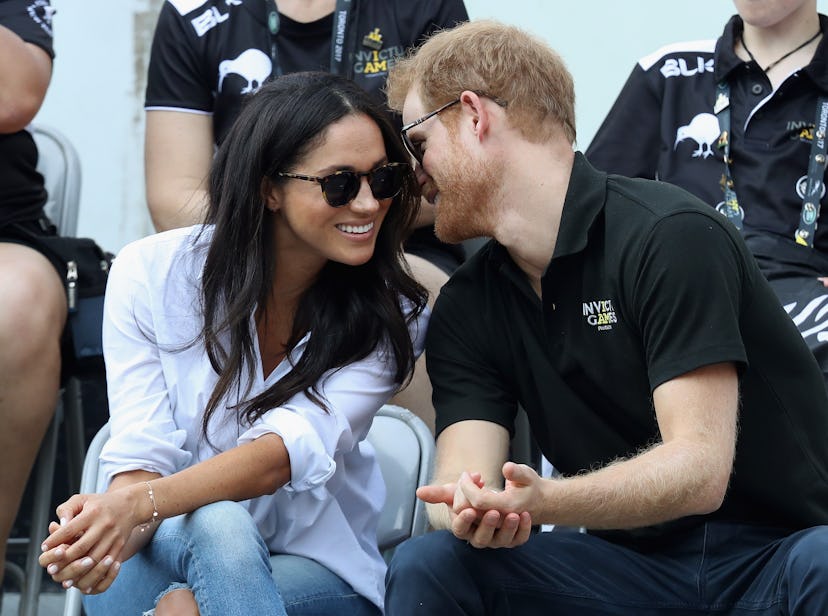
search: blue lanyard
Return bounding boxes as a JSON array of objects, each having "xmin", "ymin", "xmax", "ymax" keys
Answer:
[
  {"xmin": 714, "ymin": 81, "xmax": 828, "ymax": 247},
  {"xmin": 266, "ymin": 0, "xmax": 358, "ymax": 78}
]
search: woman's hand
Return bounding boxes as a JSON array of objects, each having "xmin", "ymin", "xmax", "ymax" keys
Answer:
[
  {"xmin": 39, "ymin": 485, "xmax": 148, "ymax": 592},
  {"xmin": 41, "ymin": 521, "xmax": 122, "ymax": 594}
]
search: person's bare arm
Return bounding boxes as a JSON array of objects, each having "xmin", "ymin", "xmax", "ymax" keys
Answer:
[
  {"xmin": 144, "ymin": 110, "xmax": 214, "ymax": 231},
  {"xmin": 459, "ymin": 362, "xmax": 739, "ymax": 530},
  {"xmin": 422, "ymin": 419, "xmax": 510, "ymax": 530},
  {"xmin": 40, "ymin": 432, "xmax": 290, "ymax": 586},
  {"xmin": 0, "ymin": 25, "xmax": 51, "ymax": 132}
]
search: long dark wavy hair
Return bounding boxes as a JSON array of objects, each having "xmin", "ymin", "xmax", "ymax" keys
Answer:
[{"xmin": 198, "ymin": 71, "xmax": 427, "ymax": 436}]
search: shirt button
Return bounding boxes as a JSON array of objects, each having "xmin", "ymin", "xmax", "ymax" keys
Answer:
[{"xmin": 751, "ymin": 83, "xmax": 764, "ymax": 95}]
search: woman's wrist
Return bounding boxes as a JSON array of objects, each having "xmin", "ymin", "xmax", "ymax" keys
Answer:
[
  {"xmin": 137, "ymin": 481, "xmax": 160, "ymax": 531},
  {"xmin": 124, "ymin": 481, "xmax": 159, "ymax": 530}
]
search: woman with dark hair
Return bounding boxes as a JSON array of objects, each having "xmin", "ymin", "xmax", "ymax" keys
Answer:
[{"xmin": 38, "ymin": 71, "xmax": 428, "ymax": 616}]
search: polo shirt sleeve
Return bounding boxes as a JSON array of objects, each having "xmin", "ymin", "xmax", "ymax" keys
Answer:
[
  {"xmin": 632, "ymin": 210, "xmax": 748, "ymax": 390},
  {"xmin": 145, "ymin": 1, "xmax": 214, "ymax": 113},
  {"xmin": 239, "ymin": 306, "xmax": 429, "ymax": 497},
  {"xmin": 586, "ymin": 63, "xmax": 662, "ymax": 180},
  {"xmin": 426, "ymin": 284, "xmax": 518, "ymax": 437}
]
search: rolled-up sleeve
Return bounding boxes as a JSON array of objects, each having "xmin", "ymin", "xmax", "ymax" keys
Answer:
[{"xmin": 239, "ymin": 305, "xmax": 429, "ymax": 496}]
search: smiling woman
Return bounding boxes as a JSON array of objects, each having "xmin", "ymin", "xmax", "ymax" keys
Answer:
[
  {"xmin": 268, "ymin": 116, "xmax": 406, "ymax": 268},
  {"xmin": 38, "ymin": 71, "xmax": 429, "ymax": 616}
]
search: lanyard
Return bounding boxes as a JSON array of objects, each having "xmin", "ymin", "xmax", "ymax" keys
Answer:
[
  {"xmin": 265, "ymin": 0, "xmax": 359, "ymax": 79},
  {"xmin": 714, "ymin": 81, "xmax": 828, "ymax": 247}
]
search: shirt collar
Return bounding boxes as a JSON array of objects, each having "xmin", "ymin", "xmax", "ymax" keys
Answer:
[
  {"xmin": 715, "ymin": 13, "xmax": 828, "ymax": 91},
  {"xmin": 483, "ymin": 153, "xmax": 607, "ymax": 291},
  {"xmin": 551, "ymin": 152, "xmax": 607, "ymax": 261}
]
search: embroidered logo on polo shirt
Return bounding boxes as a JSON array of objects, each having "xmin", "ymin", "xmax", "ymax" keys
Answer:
[
  {"xmin": 582, "ymin": 299, "xmax": 617, "ymax": 331},
  {"xmin": 659, "ymin": 57, "xmax": 714, "ymax": 79},
  {"xmin": 217, "ymin": 49, "xmax": 272, "ymax": 94},
  {"xmin": 788, "ymin": 120, "xmax": 814, "ymax": 143},
  {"xmin": 353, "ymin": 28, "xmax": 403, "ymax": 78},
  {"xmin": 191, "ymin": 5, "xmax": 230, "ymax": 37},
  {"xmin": 674, "ymin": 113, "xmax": 719, "ymax": 159}
]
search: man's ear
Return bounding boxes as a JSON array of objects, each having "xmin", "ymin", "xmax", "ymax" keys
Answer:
[
  {"xmin": 459, "ymin": 90, "xmax": 490, "ymax": 143},
  {"xmin": 261, "ymin": 177, "xmax": 280, "ymax": 212}
]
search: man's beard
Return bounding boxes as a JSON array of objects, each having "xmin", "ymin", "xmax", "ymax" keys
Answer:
[{"xmin": 433, "ymin": 141, "xmax": 503, "ymax": 244}]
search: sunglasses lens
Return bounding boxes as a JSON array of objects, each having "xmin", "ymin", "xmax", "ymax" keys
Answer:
[
  {"xmin": 321, "ymin": 172, "xmax": 360, "ymax": 207},
  {"xmin": 369, "ymin": 164, "xmax": 406, "ymax": 200}
]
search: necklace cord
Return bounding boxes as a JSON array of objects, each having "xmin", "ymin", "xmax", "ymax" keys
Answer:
[{"xmin": 741, "ymin": 27, "xmax": 822, "ymax": 73}]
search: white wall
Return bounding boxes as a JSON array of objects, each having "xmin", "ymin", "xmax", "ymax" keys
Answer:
[
  {"xmin": 465, "ymin": 0, "xmax": 739, "ymax": 149},
  {"xmin": 35, "ymin": 0, "xmax": 162, "ymax": 252},
  {"xmin": 33, "ymin": 0, "xmax": 827, "ymax": 252}
]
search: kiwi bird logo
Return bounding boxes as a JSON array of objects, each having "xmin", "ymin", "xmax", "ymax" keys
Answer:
[
  {"xmin": 218, "ymin": 49, "xmax": 272, "ymax": 94},
  {"xmin": 674, "ymin": 113, "xmax": 720, "ymax": 159}
]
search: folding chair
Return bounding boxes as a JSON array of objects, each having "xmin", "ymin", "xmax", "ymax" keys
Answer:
[
  {"xmin": 3, "ymin": 124, "xmax": 87, "ymax": 616},
  {"xmin": 62, "ymin": 404, "xmax": 435, "ymax": 615},
  {"xmin": 368, "ymin": 404, "xmax": 435, "ymax": 552}
]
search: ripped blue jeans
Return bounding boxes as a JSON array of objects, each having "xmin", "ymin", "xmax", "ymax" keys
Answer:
[{"xmin": 83, "ymin": 501, "xmax": 380, "ymax": 616}]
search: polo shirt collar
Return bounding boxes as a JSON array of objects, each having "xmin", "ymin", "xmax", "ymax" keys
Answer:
[
  {"xmin": 551, "ymin": 152, "xmax": 607, "ymax": 261},
  {"xmin": 485, "ymin": 153, "xmax": 606, "ymax": 295},
  {"xmin": 714, "ymin": 13, "xmax": 828, "ymax": 92}
]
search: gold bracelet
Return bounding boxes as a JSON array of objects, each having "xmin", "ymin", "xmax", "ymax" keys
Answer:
[{"xmin": 138, "ymin": 481, "xmax": 159, "ymax": 532}]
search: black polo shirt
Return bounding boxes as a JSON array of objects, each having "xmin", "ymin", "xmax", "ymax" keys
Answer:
[
  {"xmin": 587, "ymin": 14, "xmax": 828, "ymax": 257},
  {"xmin": 427, "ymin": 153, "xmax": 828, "ymax": 538}
]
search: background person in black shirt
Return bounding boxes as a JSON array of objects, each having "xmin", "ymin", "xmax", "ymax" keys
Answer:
[{"xmin": 587, "ymin": 0, "xmax": 828, "ymax": 384}]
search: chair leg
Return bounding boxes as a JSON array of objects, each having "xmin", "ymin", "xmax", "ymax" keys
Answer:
[
  {"xmin": 19, "ymin": 402, "xmax": 61, "ymax": 616},
  {"xmin": 63, "ymin": 377, "xmax": 85, "ymax": 493}
]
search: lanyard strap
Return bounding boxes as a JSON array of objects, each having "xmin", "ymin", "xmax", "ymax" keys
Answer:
[
  {"xmin": 329, "ymin": 0, "xmax": 359, "ymax": 77},
  {"xmin": 713, "ymin": 82, "xmax": 743, "ymax": 229},
  {"xmin": 797, "ymin": 97, "xmax": 828, "ymax": 246},
  {"xmin": 714, "ymin": 81, "xmax": 828, "ymax": 246},
  {"xmin": 266, "ymin": 0, "xmax": 358, "ymax": 79}
]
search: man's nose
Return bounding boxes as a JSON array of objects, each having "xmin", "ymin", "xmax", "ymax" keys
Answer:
[{"xmin": 414, "ymin": 163, "xmax": 431, "ymax": 187}]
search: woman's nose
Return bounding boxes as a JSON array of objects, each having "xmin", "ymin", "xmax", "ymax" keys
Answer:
[{"xmin": 348, "ymin": 177, "xmax": 381, "ymax": 212}]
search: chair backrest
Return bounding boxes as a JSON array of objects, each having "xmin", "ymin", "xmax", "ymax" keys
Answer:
[
  {"xmin": 368, "ymin": 404, "xmax": 435, "ymax": 551},
  {"xmin": 31, "ymin": 123, "xmax": 82, "ymax": 237},
  {"xmin": 81, "ymin": 421, "xmax": 111, "ymax": 495}
]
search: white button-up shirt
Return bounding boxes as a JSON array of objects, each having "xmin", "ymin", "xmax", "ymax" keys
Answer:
[{"xmin": 99, "ymin": 226, "xmax": 427, "ymax": 610}]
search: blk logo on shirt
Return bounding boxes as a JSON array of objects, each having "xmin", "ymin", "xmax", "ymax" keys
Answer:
[{"xmin": 660, "ymin": 56, "xmax": 714, "ymax": 78}]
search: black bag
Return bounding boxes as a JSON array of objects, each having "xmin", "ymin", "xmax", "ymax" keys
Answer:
[{"xmin": 6, "ymin": 222, "xmax": 111, "ymax": 378}]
